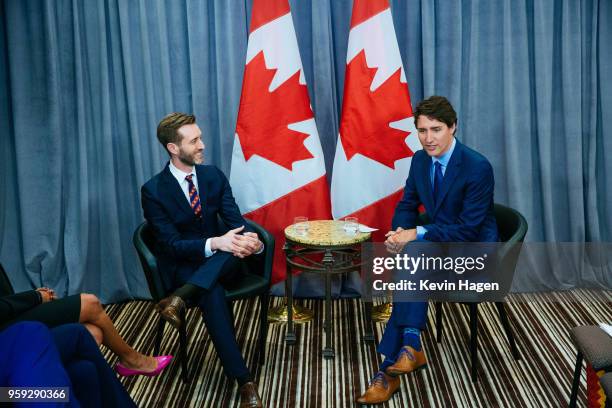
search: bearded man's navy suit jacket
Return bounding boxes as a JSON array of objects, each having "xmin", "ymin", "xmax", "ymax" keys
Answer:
[
  {"xmin": 141, "ymin": 164, "xmax": 254, "ymax": 292},
  {"xmin": 378, "ymin": 139, "xmax": 499, "ymax": 358}
]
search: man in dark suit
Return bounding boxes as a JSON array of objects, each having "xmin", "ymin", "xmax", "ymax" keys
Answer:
[
  {"xmin": 141, "ymin": 112, "xmax": 263, "ymax": 408},
  {"xmin": 358, "ymin": 96, "xmax": 499, "ymax": 404}
]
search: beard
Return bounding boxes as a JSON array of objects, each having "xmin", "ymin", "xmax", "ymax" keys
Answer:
[{"xmin": 178, "ymin": 149, "xmax": 204, "ymax": 166}]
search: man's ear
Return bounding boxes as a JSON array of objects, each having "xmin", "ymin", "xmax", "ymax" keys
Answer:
[
  {"xmin": 167, "ymin": 143, "xmax": 179, "ymax": 155},
  {"xmin": 451, "ymin": 121, "xmax": 457, "ymax": 135}
]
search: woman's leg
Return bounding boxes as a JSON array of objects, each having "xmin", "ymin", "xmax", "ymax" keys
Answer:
[
  {"xmin": 83, "ymin": 323, "xmax": 103, "ymax": 345},
  {"xmin": 78, "ymin": 294, "xmax": 156, "ymax": 371},
  {"xmin": 51, "ymin": 324, "xmax": 136, "ymax": 408}
]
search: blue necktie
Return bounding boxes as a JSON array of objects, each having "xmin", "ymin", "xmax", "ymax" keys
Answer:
[{"xmin": 433, "ymin": 161, "xmax": 443, "ymax": 204}]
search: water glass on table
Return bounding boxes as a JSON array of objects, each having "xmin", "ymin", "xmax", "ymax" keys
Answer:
[
  {"xmin": 343, "ymin": 217, "xmax": 358, "ymax": 235},
  {"xmin": 294, "ymin": 216, "xmax": 309, "ymax": 236}
]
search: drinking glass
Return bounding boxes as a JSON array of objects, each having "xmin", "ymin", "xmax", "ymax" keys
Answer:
[
  {"xmin": 343, "ymin": 216, "xmax": 358, "ymax": 235},
  {"xmin": 294, "ymin": 216, "xmax": 309, "ymax": 236}
]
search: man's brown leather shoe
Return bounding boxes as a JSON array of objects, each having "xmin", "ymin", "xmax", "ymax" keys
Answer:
[
  {"xmin": 385, "ymin": 346, "xmax": 427, "ymax": 376},
  {"xmin": 156, "ymin": 296, "xmax": 185, "ymax": 329},
  {"xmin": 356, "ymin": 371, "xmax": 400, "ymax": 405},
  {"xmin": 239, "ymin": 382, "xmax": 262, "ymax": 408}
]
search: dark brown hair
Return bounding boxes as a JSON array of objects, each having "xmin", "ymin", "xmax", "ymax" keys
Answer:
[
  {"xmin": 157, "ymin": 112, "xmax": 196, "ymax": 152},
  {"xmin": 414, "ymin": 96, "xmax": 457, "ymax": 134}
]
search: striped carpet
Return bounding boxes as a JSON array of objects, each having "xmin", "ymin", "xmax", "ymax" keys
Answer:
[{"xmin": 103, "ymin": 290, "xmax": 611, "ymax": 407}]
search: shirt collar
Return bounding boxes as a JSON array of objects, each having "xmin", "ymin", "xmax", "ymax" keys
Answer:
[
  {"xmin": 432, "ymin": 137, "xmax": 456, "ymax": 168},
  {"xmin": 168, "ymin": 160, "xmax": 195, "ymax": 183}
]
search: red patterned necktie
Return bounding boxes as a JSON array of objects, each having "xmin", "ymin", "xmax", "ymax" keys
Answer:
[{"xmin": 185, "ymin": 174, "xmax": 202, "ymax": 217}]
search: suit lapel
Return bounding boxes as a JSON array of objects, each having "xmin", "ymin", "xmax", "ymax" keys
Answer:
[
  {"xmin": 433, "ymin": 141, "xmax": 463, "ymax": 216},
  {"xmin": 195, "ymin": 165, "xmax": 207, "ymax": 212},
  {"xmin": 421, "ymin": 155, "xmax": 436, "ymax": 214},
  {"xmin": 159, "ymin": 165, "xmax": 194, "ymax": 216}
]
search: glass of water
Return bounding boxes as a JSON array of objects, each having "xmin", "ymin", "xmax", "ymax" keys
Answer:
[
  {"xmin": 343, "ymin": 217, "xmax": 358, "ymax": 235},
  {"xmin": 294, "ymin": 216, "xmax": 309, "ymax": 236}
]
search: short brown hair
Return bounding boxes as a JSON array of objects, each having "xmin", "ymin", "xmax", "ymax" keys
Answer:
[
  {"xmin": 414, "ymin": 96, "xmax": 457, "ymax": 134},
  {"xmin": 157, "ymin": 112, "xmax": 196, "ymax": 152}
]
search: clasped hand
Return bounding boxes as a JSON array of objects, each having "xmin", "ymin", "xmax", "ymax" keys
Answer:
[
  {"xmin": 384, "ymin": 227, "xmax": 417, "ymax": 254},
  {"xmin": 211, "ymin": 225, "xmax": 263, "ymax": 258},
  {"xmin": 36, "ymin": 287, "xmax": 57, "ymax": 302}
]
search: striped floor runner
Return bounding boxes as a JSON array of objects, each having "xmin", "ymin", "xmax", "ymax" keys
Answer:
[{"xmin": 103, "ymin": 290, "xmax": 611, "ymax": 407}]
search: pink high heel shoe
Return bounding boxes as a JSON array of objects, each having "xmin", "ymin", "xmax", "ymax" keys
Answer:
[{"xmin": 115, "ymin": 355, "xmax": 173, "ymax": 377}]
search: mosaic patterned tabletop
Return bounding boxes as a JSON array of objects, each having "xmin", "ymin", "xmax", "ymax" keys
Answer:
[{"xmin": 284, "ymin": 220, "xmax": 371, "ymax": 246}]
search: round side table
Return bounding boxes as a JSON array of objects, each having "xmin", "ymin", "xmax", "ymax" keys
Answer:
[{"xmin": 284, "ymin": 220, "xmax": 372, "ymax": 359}]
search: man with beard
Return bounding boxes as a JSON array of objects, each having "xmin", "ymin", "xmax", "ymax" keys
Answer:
[{"xmin": 141, "ymin": 113, "xmax": 264, "ymax": 408}]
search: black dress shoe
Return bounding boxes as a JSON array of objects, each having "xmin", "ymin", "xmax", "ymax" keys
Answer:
[
  {"xmin": 239, "ymin": 382, "xmax": 262, "ymax": 408},
  {"xmin": 157, "ymin": 296, "xmax": 185, "ymax": 329}
]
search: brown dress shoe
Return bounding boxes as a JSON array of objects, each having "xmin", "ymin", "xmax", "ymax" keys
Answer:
[
  {"xmin": 385, "ymin": 346, "xmax": 427, "ymax": 376},
  {"xmin": 156, "ymin": 296, "xmax": 185, "ymax": 329},
  {"xmin": 239, "ymin": 382, "xmax": 262, "ymax": 408},
  {"xmin": 356, "ymin": 371, "xmax": 400, "ymax": 405}
]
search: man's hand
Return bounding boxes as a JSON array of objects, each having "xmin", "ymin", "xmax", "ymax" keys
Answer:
[
  {"xmin": 211, "ymin": 226, "xmax": 263, "ymax": 258},
  {"xmin": 384, "ymin": 228, "xmax": 417, "ymax": 254},
  {"xmin": 242, "ymin": 232, "xmax": 263, "ymax": 254},
  {"xmin": 384, "ymin": 227, "xmax": 405, "ymax": 238},
  {"xmin": 36, "ymin": 287, "xmax": 56, "ymax": 303},
  {"xmin": 383, "ymin": 226, "xmax": 405, "ymax": 253},
  {"xmin": 211, "ymin": 226, "xmax": 247, "ymax": 257}
]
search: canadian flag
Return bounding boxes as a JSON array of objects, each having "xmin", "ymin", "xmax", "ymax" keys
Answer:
[
  {"xmin": 331, "ymin": 0, "xmax": 421, "ymax": 242},
  {"xmin": 230, "ymin": 0, "xmax": 331, "ymax": 283}
]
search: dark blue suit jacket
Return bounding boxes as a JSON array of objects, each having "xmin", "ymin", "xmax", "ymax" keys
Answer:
[
  {"xmin": 141, "ymin": 164, "xmax": 253, "ymax": 290},
  {"xmin": 392, "ymin": 139, "xmax": 498, "ymax": 242}
]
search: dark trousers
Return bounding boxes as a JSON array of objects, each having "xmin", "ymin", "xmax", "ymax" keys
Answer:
[
  {"xmin": 0, "ymin": 321, "xmax": 79, "ymax": 407},
  {"xmin": 186, "ymin": 255, "xmax": 251, "ymax": 381},
  {"xmin": 377, "ymin": 301, "xmax": 429, "ymax": 359},
  {"xmin": 51, "ymin": 324, "xmax": 136, "ymax": 408},
  {"xmin": 376, "ymin": 238, "xmax": 436, "ymax": 359}
]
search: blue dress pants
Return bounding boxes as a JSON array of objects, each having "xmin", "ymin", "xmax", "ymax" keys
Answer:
[
  {"xmin": 0, "ymin": 321, "xmax": 79, "ymax": 407},
  {"xmin": 195, "ymin": 256, "xmax": 250, "ymax": 382},
  {"xmin": 51, "ymin": 323, "xmax": 136, "ymax": 408},
  {"xmin": 376, "ymin": 301, "xmax": 428, "ymax": 359}
]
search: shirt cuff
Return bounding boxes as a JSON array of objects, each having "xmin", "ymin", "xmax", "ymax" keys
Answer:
[
  {"xmin": 204, "ymin": 238, "xmax": 216, "ymax": 257},
  {"xmin": 255, "ymin": 243, "xmax": 265, "ymax": 255},
  {"xmin": 416, "ymin": 226, "xmax": 427, "ymax": 240}
]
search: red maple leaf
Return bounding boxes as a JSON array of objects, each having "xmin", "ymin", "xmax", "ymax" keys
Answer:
[
  {"xmin": 236, "ymin": 51, "xmax": 314, "ymax": 170},
  {"xmin": 339, "ymin": 50, "xmax": 414, "ymax": 169}
]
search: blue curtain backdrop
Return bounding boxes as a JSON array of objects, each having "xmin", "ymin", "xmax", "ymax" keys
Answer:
[{"xmin": 0, "ymin": 0, "xmax": 610, "ymax": 302}]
